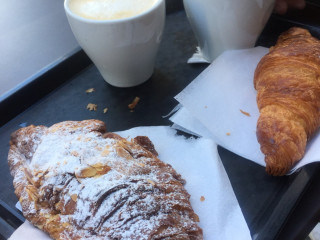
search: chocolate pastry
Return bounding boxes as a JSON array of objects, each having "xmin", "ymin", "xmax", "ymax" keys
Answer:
[{"xmin": 8, "ymin": 120, "xmax": 203, "ymax": 239}]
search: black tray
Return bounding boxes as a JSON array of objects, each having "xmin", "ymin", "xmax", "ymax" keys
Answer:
[{"xmin": 1, "ymin": 1, "xmax": 320, "ymax": 239}]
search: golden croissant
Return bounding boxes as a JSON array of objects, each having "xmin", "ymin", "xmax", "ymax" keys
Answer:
[{"xmin": 254, "ymin": 27, "xmax": 320, "ymax": 176}]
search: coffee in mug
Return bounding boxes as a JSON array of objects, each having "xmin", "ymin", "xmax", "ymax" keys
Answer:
[
  {"xmin": 68, "ymin": 0, "xmax": 158, "ymax": 20},
  {"xmin": 64, "ymin": 0, "xmax": 165, "ymax": 87}
]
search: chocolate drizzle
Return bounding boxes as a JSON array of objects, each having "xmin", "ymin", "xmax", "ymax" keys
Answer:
[{"xmin": 93, "ymin": 184, "xmax": 129, "ymax": 215}]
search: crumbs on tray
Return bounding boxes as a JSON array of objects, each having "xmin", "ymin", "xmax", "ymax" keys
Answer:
[
  {"xmin": 200, "ymin": 196, "xmax": 205, "ymax": 202},
  {"xmin": 85, "ymin": 88, "xmax": 95, "ymax": 93},
  {"xmin": 87, "ymin": 103, "xmax": 97, "ymax": 111},
  {"xmin": 128, "ymin": 97, "xmax": 140, "ymax": 111}
]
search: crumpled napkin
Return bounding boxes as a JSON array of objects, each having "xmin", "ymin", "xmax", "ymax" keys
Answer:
[
  {"xmin": 9, "ymin": 126, "xmax": 251, "ymax": 240},
  {"xmin": 187, "ymin": 46, "xmax": 210, "ymax": 64},
  {"xmin": 171, "ymin": 47, "xmax": 320, "ymax": 174}
]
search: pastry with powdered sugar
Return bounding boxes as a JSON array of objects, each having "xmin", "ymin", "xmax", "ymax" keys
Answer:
[{"xmin": 8, "ymin": 120, "xmax": 203, "ymax": 239}]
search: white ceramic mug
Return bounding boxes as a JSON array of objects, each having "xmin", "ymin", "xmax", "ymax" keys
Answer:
[
  {"xmin": 183, "ymin": 0, "xmax": 275, "ymax": 62},
  {"xmin": 64, "ymin": 0, "xmax": 165, "ymax": 87}
]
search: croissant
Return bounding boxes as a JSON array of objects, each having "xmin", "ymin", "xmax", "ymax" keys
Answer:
[
  {"xmin": 254, "ymin": 27, "xmax": 320, "ymax": 176},
  {"xmin": 8, "ymin": 120, "xmax": 203, "ymax": 239}
]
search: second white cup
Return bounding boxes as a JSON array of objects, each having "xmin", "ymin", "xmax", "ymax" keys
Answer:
[
  {"xmin": 64, "ymin": 0, "xmax": 165, "ymax": 87},
  {"xmin": 183, "ymin": 0, "xmax": 275, "ymax": 62}
]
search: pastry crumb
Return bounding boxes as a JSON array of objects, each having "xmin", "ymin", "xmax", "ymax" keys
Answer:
[
  {"xmin": 200, "ymin": 196, "xmax": 205, "ymax": 202},
  {"xmin": 85, "ymin": 88, "xmax": 95, "ymax": 93},
  {"xmin": 240, "ymin": 109, "xmax": 251, "ymax": 117},
  {"xmin": 87, "ymin": 103, "xmax": 97, "ymax": 111},
  {"xmin": 103, "ymin": 108, "xmax": 108, "ymax": 114},
  {"xmin": 128, "ymin": 97, "xmax": 140, "ymax": 110},
  {"xmin": 226, "ymin": 132, "xmax": 231, "ymax": 136}
]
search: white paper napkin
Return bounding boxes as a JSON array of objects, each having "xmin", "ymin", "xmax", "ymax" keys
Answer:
[
  {"xmin": 187, "ymin": 46, "xmax": 210, "ymax": 64},
  {"xmin": 10, "ymin": 126, "xmax": 251, "ymax": 240},
  {"xmin": 171, "ymin": 47, "xmax": 320, "ymax": 173}
]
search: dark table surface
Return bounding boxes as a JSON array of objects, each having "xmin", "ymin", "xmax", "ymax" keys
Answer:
[{"xmin": 1, "ymin": 1, "xmax": 320, "ymax": 240}]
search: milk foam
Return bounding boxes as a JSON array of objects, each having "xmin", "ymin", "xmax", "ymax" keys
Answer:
[{"xmin": 68, "ymin": 0, "xmax": 158, "ymax": 20}]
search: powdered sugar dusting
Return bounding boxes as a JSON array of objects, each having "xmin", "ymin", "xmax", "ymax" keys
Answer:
[{"xmin": 30, "ymin": 130, "xmax": 116, "ymax": 178}]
